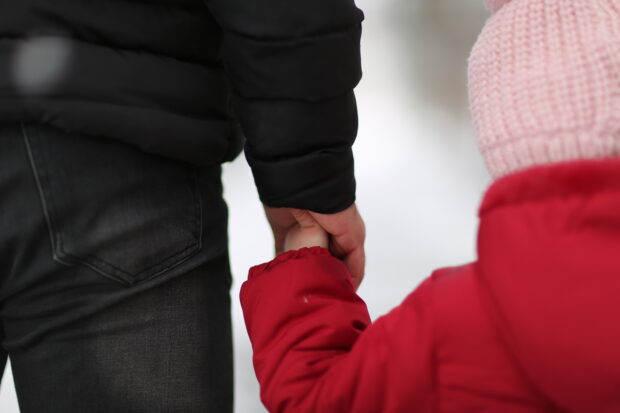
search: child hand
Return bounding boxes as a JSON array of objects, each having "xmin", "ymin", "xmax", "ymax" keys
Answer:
[{"xmin": 283, "ymin": 209, "xmax": 329, "ymax": 252}]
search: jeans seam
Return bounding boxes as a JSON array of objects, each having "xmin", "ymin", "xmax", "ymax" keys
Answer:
[{"xmin": 21, "ymin": 123, "xmax": 64, "ymax": 264}]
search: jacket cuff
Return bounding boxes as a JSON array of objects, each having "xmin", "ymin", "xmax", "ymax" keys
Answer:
[
  {"xmin": 240, "ymin": 90, "xmax": 358, "ymax": 213},
  {"xmin": 247, "ymin": 146, "xmax": 356, "ymax": 213},
  {"xmin": 248, "ymin": 247, "xmax": 332, "ymax": 280}
]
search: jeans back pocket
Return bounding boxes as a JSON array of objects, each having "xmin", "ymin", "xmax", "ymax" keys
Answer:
[{"xmin": 22, "ymin": 124, "xmax": 203, "ymax": 285}]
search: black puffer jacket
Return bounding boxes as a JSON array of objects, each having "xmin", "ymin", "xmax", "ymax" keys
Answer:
[{"xmin": 0, "ymin": 0, "xmax": 363, "ymax": 213}]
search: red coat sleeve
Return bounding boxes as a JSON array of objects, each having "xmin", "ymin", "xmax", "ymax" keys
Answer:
[{"xmin": 240, "ymin": 247, "xmax": 436, "ymax": 413}]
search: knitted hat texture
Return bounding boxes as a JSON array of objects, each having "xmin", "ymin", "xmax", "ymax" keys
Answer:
[
  {"xmin": 484, "ymin": 0, "xmax": 513, "ymax": 13},
  {"xmin": 469, "ymin": 0, "xmax": 620, "ymax": 178}
]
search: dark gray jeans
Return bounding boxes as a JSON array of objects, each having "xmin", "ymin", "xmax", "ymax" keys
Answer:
[{"xmin": 0, "ymin": 124, "xmax": 233, "ymax": 412}]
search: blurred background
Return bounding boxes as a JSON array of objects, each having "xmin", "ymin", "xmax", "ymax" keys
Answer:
[{"xmin": 0, "ymin": 0, "xmax": 490, "ymax": 411}]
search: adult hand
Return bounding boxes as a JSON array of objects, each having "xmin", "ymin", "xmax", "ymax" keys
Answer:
[{"xmin": 264, "ymin": 204, "xmax": 366, "ymax": 289}]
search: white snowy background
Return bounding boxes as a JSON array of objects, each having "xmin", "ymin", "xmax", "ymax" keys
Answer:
[{"xmin": 0, "ymin": 0, "xmax": 490, "ymax": 411}]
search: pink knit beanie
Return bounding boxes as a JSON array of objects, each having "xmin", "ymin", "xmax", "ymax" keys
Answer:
[
  {"xmin": 469, "ymin": 0, "xmax": 620, "ymax": 178},
  {"xmin": 484, "ymin": 0, "xmax": 512, "ymax": 13}
]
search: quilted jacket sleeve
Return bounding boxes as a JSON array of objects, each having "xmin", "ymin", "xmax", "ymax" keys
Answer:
[
  {"xmin": 240, "ymin": 248, "xmax": 435, "ymax": 413},
  {"xmin": 203, "ymin": 0, "xmax": 364, "ymax": 213}
]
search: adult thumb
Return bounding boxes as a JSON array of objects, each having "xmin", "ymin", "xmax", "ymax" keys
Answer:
[{"xmin": 290, "ymin": 209, "xmax": 319, "ymax": 229}]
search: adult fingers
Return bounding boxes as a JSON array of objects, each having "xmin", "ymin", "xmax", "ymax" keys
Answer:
[
  {"xmin": 290, "ymin": 209, "xmax": 320, "ymax": 229},
  {"xmin": 310, "ymin": 204, "xmax": 366, "ymax": 286}
]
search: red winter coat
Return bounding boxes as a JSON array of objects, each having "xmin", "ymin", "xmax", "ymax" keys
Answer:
[{"xmin": 241, "ymin": 160, "xmax": 620, "ymax": 413}]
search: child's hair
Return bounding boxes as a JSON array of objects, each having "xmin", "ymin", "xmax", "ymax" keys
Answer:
[{"xmin": 469, "ymin": 0, "xmax": 620, "ymax": 178}]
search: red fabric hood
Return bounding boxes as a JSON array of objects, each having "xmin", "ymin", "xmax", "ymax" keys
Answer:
[{"xmin": 476, "ymin": 159, "xmax": 620, "ymax": 412}]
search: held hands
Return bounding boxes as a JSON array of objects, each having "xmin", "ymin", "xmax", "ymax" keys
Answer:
[
  {"xmin": 264, "ymin": 204, "xmax": 366, "ymax": 289},
  {"xmin": 283, "ymin": 210, "xmax": 329, "ymax": 252}
]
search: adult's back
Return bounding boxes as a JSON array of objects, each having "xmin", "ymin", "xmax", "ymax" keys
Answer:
[{"xmin": 1, "ymin": 0, "xmax": 364, "ymax": 212}]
